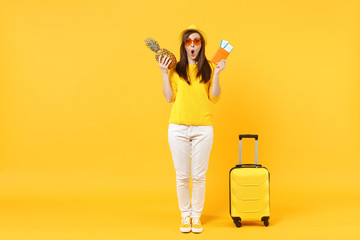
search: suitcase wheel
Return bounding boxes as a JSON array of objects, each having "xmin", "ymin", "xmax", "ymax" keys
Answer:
[
  {"xmin": 232, "ymin": 217, "xmax": 241, "ymax": 228},
  {"xmin": 262, "ymin": 217, "xmax": 270, "ymax": 227}
]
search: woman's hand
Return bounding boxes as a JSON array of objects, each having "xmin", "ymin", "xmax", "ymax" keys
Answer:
[
  {"xmin": 158, "ymin": 55, "xmax": 172, "ymax": 74},
  {"xmin": 214, "ymin": 59, "xmax": 227, "ymax": 75}
]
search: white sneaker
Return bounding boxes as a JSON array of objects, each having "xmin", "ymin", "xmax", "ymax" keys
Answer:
[
  {"xmin": 191, "ymin": 217, "xmax": 203, "ymax": 233},
  {"xmin": 180, "ymin": 216, "xmax": 191, "ymax": 233}
]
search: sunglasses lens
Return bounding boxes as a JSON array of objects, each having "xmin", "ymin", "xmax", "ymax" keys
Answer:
[
  {"xmin": 185, "ymin": 38, "xmax": 201, "ymax": 46},
  {"xmin": 185, "ymin": 39, "xmax": 192, "ymax": 46}
]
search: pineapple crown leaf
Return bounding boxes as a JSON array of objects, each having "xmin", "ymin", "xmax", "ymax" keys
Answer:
[{"xmin": 145, "ymin": 37, "xmax": 160, "ymax": 53}]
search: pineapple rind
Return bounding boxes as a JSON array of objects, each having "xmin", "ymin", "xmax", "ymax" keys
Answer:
[{"xmin": 155, "ymin": 49, "xmax": 177, "ymax": 69}]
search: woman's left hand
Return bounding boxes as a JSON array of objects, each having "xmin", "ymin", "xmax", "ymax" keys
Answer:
[{"xmin": 214, "ymin": 59, "xmax": 227, "ymax": 75}]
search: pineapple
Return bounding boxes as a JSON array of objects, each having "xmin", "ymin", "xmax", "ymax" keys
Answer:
[{"xmin": 145, "ymin": 37, "xmax": 177, "ymax": 69}]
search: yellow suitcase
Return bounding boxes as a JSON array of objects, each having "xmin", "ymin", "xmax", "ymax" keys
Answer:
[{"xmin": 229, "ymin": 134, "xmax": 270, "ymax": 227}]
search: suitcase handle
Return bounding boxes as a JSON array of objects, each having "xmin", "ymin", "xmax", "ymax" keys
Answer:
[
  {"xmin": 239, "ymin": 134, "xmax": 258, "ymax": 140},
  {"xmin": 236, "ymin": 164, "xmax": 262, "ymax": 168},
  {"xmin": 239, "ymin": 134, "xmax": 258, "ymax": 165}
]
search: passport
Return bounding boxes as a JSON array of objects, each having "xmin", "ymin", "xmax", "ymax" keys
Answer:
[{"xmin": 211, "ymin": 40, "xmax": 233, "ymax": 64}]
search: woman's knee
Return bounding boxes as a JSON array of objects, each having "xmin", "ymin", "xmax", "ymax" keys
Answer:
[
  {"xmin": 176, "ymin": 175, "xmax": 191, "ymax": 187},
  {"xmin": 192, "ymin": 174, "xmax": 206, "ymax": 183}
]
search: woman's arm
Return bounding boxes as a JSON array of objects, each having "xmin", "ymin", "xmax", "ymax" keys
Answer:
[
  {"xmin": 211, "ymin": 59, "xmax": 227, "ymax": 97},
  {"xmin": 161, "ymin": 71, "xmax": 173, "ymax": 103},
  {"xmin": 159, "ymin": 56, "xmax": 173, "ymax": 103},
  {"xmin": 211, "ymin": 73, "xmax": 221, "ymax": 97}
]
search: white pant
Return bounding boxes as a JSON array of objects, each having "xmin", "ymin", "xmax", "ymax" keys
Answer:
[{"xmin": 168, "ymin": 123, "xmax": 214, "ymax": 218}]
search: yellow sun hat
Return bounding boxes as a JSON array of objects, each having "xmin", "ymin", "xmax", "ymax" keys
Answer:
[{"xmin": 179, "ymin": 24, "xmax": 207, "ymax": 46}]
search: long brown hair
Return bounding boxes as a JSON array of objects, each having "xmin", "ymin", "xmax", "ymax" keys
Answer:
[{"xmin": 175, "ymin": 30, "xmax": 212, "ymax": 85}]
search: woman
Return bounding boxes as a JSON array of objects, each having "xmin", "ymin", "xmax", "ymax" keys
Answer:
[{"xmin": 158, "ymin": 24, "xmax": 226, "ymax": 233}]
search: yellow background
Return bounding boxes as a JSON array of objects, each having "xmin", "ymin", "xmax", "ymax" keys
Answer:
[{"xmin": 1, "ymin": 0, "xmax": 359, "ymax": 239}]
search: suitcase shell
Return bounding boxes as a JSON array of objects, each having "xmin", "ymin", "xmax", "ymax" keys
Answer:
[{"xmin": 230, "ymin": 135, "xmax": 270, "ymax": 227}]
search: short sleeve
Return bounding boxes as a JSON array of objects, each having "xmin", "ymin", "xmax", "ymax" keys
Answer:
[
  {"xmin": 168, "ymin": 69, "xmax": 177, "ymax": 103},
  {"xmin": 208, "ymin": 62, "xmax": 221, "ymax": 103}
]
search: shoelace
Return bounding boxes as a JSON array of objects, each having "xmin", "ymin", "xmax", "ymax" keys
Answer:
[
  {"xmin": 192, "ymin": 217, "xmax": 200, "ymax": 226},
  {"xmin": 181, "ymin": 217, "xmax": 190, "ymax": 225}
]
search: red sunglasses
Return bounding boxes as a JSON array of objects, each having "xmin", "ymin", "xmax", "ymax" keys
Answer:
[{"xmin": 185, "ymin": 38, "xmax": 201, "ymax": 46}]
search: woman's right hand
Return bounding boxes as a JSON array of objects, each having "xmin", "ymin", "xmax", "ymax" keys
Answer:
[{"xmin": 158, "ymin": 55, "xmax": 172, "ymax": 74}]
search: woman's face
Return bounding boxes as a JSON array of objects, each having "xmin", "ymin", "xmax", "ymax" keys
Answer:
[{"xmin": 184, "ymin": 32, "xmax": 202, "ymax": 62}]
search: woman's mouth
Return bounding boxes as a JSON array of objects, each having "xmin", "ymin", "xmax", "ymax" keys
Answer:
[{"xmin": 191, "ymin": 50, "xmax": 195, "ymax": 55}]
